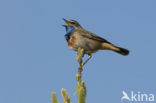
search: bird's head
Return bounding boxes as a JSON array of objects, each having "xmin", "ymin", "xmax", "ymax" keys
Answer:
[{"xmin": 63, "ymin": 18, "xmax": 82, "ymax": 29}]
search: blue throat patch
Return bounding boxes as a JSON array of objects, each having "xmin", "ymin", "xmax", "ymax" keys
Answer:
[
  {"xmin": 64, "ymin": 25, "xmax": 74, "ymax": 42},
  {"xmin": 65, "ymin": 25, "xmax": 74, "ymax": 34}
]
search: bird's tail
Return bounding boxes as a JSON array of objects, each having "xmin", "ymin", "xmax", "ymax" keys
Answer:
[
  {"xmin": 114, "ymin": 46, "xmax": 129, "ymax": 56},
  {"xmin": 101, "ymin": 43, "xmax": 129, "ymax": 56}
]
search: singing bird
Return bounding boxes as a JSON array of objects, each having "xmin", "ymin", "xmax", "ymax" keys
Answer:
[{"xmin": 63, "ymin": 18, "xmax": 129, "ymax": 65}]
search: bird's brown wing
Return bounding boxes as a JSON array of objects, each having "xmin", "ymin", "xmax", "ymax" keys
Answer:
[{"xmin": 76, "ymin": 29, "xmax": 111, "ymax": 44}]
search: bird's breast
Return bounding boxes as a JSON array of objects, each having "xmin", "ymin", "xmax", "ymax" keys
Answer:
[{"xmin": 68, "ymin": 35, "xmax": 77, "ymax": 50}]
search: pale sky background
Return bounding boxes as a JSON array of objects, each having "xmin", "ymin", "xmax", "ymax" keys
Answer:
[{"xmin": 0, "ymin": 0, "xmax": 156, "ymax": 103}]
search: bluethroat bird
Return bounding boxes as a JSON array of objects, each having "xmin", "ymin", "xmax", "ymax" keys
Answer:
[{"xmin": 63, "ymin": 18, "xmax": 129, "ymax": 65}]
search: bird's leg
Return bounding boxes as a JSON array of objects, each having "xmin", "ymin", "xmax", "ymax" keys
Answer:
[{"xmin": 82, "ymin": 54, "xmax": 92, "ymax": 66}]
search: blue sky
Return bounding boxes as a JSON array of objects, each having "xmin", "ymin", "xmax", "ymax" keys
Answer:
[{"xmin": 0, "ymin": 0, "xmax": 156, "ymax": 103}]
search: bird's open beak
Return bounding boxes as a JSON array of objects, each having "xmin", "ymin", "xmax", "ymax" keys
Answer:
[
  {"xmin": 63, "ymin": 18, "xmax": 71, "ymax": 26},
  {"xmin": 62, "ymin": 25, "xmax": 67, "ymax": 27}
]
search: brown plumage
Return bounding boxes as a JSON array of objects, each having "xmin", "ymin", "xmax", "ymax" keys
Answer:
[{"xmin": 63, "ymin": 18, "xmax": 129, "ymax": 65}]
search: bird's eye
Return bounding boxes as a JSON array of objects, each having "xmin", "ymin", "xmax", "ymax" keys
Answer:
[{"xmin": 71, "ymin": 22, "xmax": 75, "ymax": 24}]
